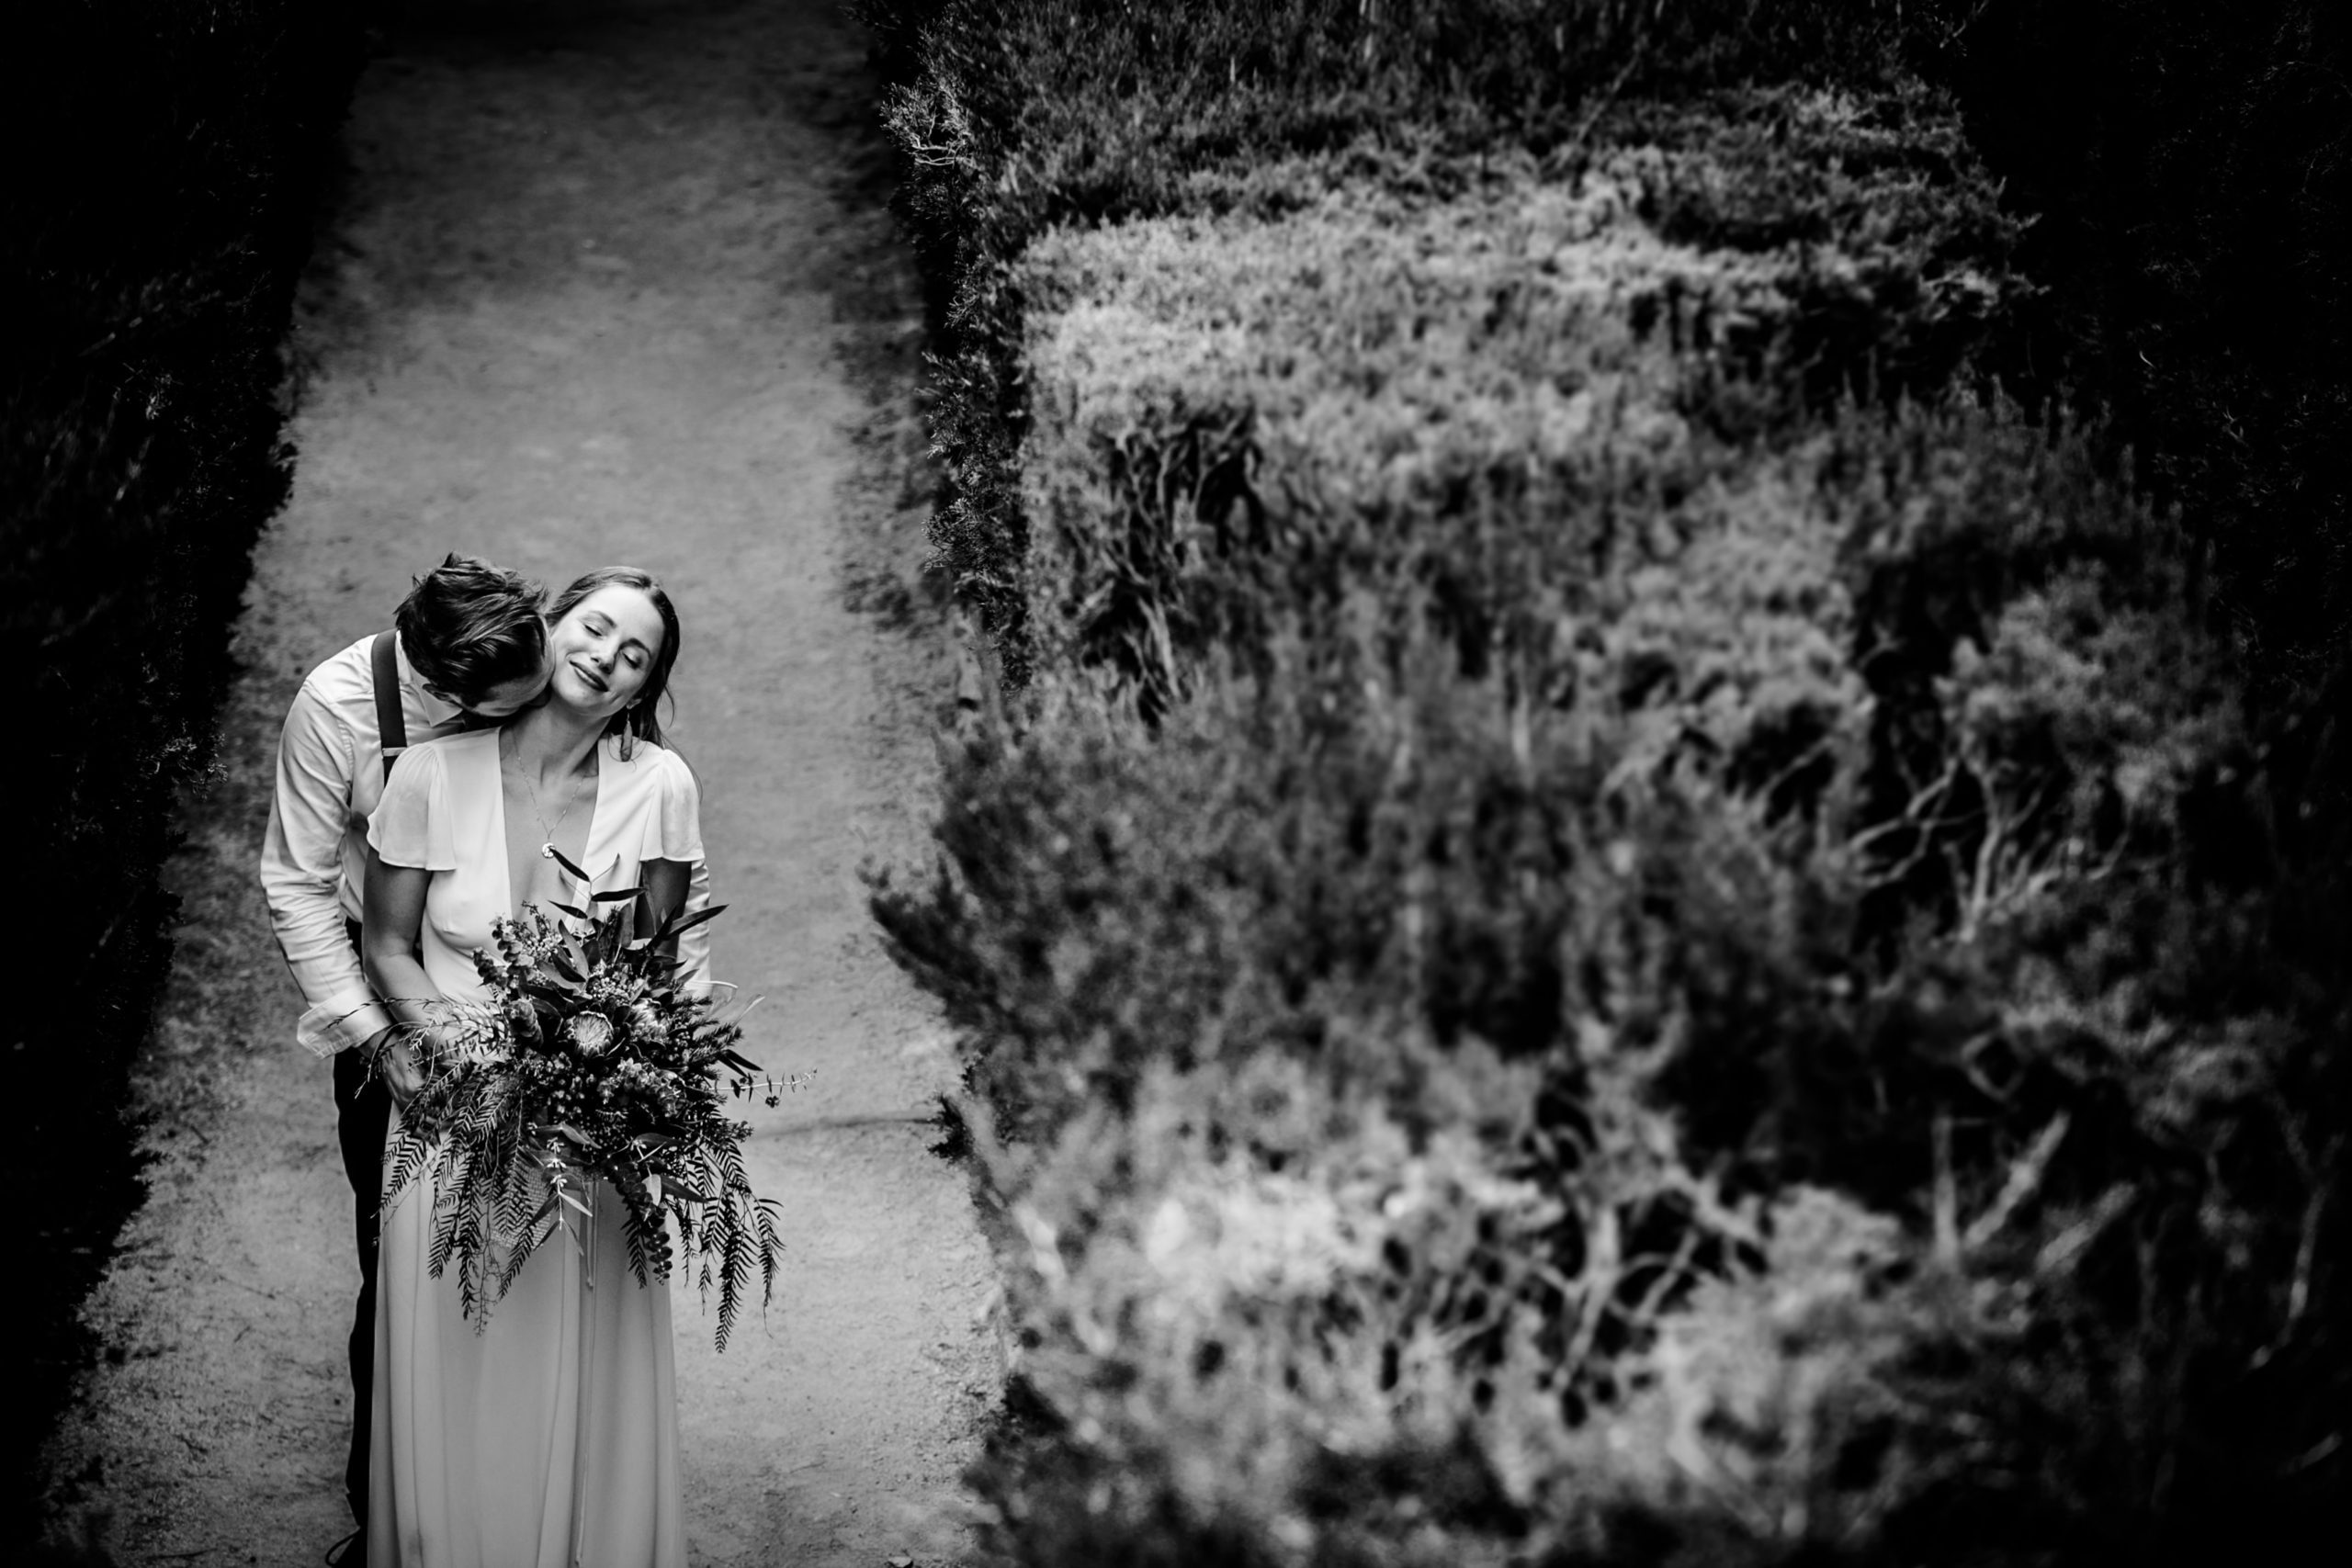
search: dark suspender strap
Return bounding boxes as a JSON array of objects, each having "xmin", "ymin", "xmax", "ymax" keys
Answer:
[{"xmin": 370, "ymin": 628, "xmax": 409, "ymax": 783}]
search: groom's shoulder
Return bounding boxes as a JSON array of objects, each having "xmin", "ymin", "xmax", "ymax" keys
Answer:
[{"xmin": 290, "ymin": 630, "xmax": 388, "ymax": 713}]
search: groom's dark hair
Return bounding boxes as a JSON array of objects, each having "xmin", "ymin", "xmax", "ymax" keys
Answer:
[{"xmin": 396, "ymin": 553, "xmax": 548, "ymax": 702}]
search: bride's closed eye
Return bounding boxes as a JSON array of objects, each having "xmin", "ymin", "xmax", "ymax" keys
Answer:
[{"xmin": 582, "ymin": 614, "xmax": 649, "ymax": 670}]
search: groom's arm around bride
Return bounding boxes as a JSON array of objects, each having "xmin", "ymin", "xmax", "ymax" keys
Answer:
[{"xmin": 262, "ymin": 556, "xmax": 554, "ymax": 1061}]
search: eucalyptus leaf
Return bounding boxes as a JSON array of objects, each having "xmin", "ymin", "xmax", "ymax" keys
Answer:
[{"xmin": 662, "ymin": 904, "xmax": 727, "ymax": 939}]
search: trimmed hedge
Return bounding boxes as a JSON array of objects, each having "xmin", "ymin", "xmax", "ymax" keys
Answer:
[
  {"xmin": 1, "ymin": 0, "xmax": 369, "ymax": 1544},
  {"xmin": 863, "ymin": 0, "xmax": 1933, "ymax": 682},
  {"xmin": 868, "ymin": 1, "xmax": 2350, "ymax": 1562},
  {"xmin": 1012, "ymin": 106, "xmax": 2021, "ymax": 710}
]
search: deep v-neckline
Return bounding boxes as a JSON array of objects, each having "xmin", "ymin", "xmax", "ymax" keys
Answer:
[{"xmin": 492, "ymin": 732, "xmax": 604, "ymax": 916}]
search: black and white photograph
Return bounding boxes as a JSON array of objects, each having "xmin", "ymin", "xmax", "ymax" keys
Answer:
[{"xmin": 9, "ymin": 3, "xmax": 2346, "ymax": 1565}]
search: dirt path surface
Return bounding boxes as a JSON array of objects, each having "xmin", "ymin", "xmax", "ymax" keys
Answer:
[{"xmin": 40, "ymin": 3, "xmax": 995, "ymax": 1562}]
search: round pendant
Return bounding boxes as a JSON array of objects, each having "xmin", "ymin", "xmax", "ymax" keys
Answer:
[{"xmin": 540, "ymin": 842, "xmax": 557, "ymax": 859}]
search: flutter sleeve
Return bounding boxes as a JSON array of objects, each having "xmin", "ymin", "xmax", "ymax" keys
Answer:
[
  {"xmin": 367, "ymin": 744, "xmax": 458, "ymax": 871},
  {"xmin": 639, "ymin": 746, "xmax": 707, "ymax": 866}
]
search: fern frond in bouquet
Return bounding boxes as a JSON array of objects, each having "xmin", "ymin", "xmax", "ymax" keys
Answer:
[{"xmin": 378, "ymin": 849, "xmax": 805, "ymax": 1349}]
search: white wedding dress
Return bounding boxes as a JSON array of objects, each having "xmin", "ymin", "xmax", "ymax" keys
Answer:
[{"xmin": 364, "ymin": 728, "xmax": 700, "ymax": 1568}]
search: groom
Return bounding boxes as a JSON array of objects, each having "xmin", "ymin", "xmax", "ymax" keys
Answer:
[
  {"xmin": 260, "ymin": 553, "xmax": 711, "ymax": 1553},
  {"xmin": 261, "ymin": 553, "xmax": 550, "ymax": 1550}
]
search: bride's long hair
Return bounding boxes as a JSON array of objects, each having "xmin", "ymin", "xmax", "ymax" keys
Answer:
[{"xmin": 545, "ymin": 566, "xmax": 682, "ymax": 755}]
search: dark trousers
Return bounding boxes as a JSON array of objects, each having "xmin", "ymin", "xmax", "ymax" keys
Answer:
[{"xmin": 334, "ymin": 921, "xmax": 392, "ymax": 1527}]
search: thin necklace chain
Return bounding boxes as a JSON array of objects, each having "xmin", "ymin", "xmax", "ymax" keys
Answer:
[{"xmin": 502, "ymin": 731, "xmax": 595, "ymax": 857}]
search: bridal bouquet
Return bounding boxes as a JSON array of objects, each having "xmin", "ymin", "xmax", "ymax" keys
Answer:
[{"xmin": 379, "ymin": 850, "xmax": 804, "ymax": 1349}]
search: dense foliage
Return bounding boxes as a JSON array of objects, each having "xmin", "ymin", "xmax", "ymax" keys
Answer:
[
  {"xmin": 1920, "ymin": 0, "xmax": 2352, "ymax": 698},
  {"xmin": 1, "ymin": 0, "xmax": 371, "ymax": 1544},
  {"xmin": 860, "ymin": 0, "xmax": 1933, "ymax": 682},
  {"xmin": 866, "ymin": 1, "xmax": 2349, "ymax": 1562}
]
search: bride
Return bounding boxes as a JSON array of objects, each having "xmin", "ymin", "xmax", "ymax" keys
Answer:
[{"xmin": 359, "ymin": 567, "xmax": 699, "ymax": 1567}]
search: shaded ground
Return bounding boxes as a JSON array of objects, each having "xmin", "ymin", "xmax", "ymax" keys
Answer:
[{"xmin": 39, "ymin": 2, "xmax": 996, "ymax": 1562}]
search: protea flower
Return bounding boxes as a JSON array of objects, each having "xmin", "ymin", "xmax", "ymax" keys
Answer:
[{"xmin": 569, "ymin": 1012, "xmax": 616, "ymax": 1056}]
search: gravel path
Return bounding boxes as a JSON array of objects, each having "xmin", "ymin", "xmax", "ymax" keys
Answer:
[{"xmin": 40, "ymin": 3, "xmax": 993, "ymax": 1562}]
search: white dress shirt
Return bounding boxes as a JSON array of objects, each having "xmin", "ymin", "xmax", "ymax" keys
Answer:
[{"xmin": 260, "ymin": 631, "xmax": 713, "ymax": 1056}]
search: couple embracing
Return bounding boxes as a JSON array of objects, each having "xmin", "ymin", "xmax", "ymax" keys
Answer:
[{"xmin": 261, "ymin": 555, "xmax": 706, "ymax": 1567}]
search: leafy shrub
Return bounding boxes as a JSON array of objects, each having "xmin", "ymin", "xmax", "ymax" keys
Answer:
[
  {"xmin": 0, "ymin": 0, "xmax": 368, "ymax": 1543},
  {"xmin": 1013, "ymin": 118, "xmax": 2019, "ymax": 708},
  {"xmin": 879, "ymin": 391, "xmax": 2346, "ymax": 1562},
  {"xmin": 866, "ymin": 0, "xmax": 2350, "ymax": 1561},
  {"xmin": 861, "ymin": 0, "xmax": 1937, "ymax": 679}
]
